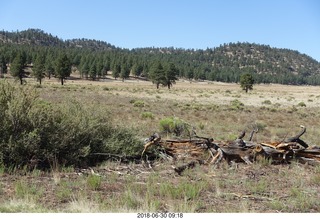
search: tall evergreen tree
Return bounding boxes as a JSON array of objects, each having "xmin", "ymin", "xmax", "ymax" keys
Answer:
[
  {"xmin": 55, "ymin": 53, "xmax": 71, "ymax": 85},
  {"xmin": 240, "ymin": 73, "xmax": 254, "ymax": 93},
  {"xmin": 131, "ymin": 63, "xmax": 143, "ymax": 77},
  {"xmin": 112, "ymin": 62, "xmax": 120, "ymax": 79},
  {"xmin": 149, "ymin": 62, "xmax": 166, "ymax": 89},
  {"xmin": 120, "ymin": 64, "xmax": 130, "ymax": 81},
  {"xmin": 45, "ymin": 55, "xmax": 55, "ymax": 79},
  {"xmin": 10, "ymin": 52, "xmax": 25, "ymax": 84},
  {"xmin": 0, "ymin": 55, "xmax": 7, "ymax": 77},
  {"xmin": 81, "ymin": 61, "xmax": 90, "ymax": 79},
  {"xmin": 32, "ymin": 54, "xmax": 45, "ymax": 84},
  {"xmin": 89, "ymin": 62, "xmax": 97, "ymax": 80},
  {"xmin": 164, "ymin": 63, "xmax": 178, "ymax": 89}
]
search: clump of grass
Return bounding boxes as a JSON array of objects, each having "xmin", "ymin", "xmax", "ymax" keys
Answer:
[
  {"xmin": 198, "ymin": 122, "xmax": 205, "ymax": 130},
  {"xmin": 141, "ymin": 112, "xmax": 155, "ymax": 120},
  {"xmin": 132, "ymin": 100, "xmax": 145, "ymax": 107},
  {"xmin": 55, "ymin": 180, "xmax": 73, "ymax": 202},
  {"xmin": 14, "ymin": 180, "xmax": 43, "ymax": 200},
  {"xmin": 229, "ymin": 99, "xmax": 244, "ymax": 110},
  {"xmin": 87, "ymin": 174, "xmax": 102, "ymax": 190},
  {"xmin": 159, "ymin": 117, "xmax": 189, "ymax": 136},
  {"xmin": 297, "ymin": 102, "xmax": 306, "ymax": 107},
  {"xmin": 262, "ymin": 100, "xmax": 272, "ymax": 105}
]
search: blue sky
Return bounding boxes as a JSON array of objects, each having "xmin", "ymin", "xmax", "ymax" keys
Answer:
[{"xmin": 0, "ymin": 0, "xmax": 319, "ymax": 61}]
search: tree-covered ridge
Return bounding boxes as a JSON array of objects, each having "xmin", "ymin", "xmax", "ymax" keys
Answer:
[
  {"xmin": 1, "ymin": 29, "xmax": 320, "ymax": 85},
  {"xmin": 213, "ymin": 42, "xmax": 320, "ymax": 77},
  {"xmin": 0, "ymin": 28, "xmax": 63, "ymax": 47}
]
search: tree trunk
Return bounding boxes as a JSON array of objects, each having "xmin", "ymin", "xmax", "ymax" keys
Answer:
[{"xmin": 61, "ymin": 78, "xmax": 64, "ymax": 85}]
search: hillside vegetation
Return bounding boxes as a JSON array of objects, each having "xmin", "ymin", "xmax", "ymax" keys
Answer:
[{"xmin": 1, "ymin": 28, "xmax": 320, "ymax": 85}]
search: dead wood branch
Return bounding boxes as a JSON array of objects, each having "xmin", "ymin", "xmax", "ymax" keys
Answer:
[
  {"xmin": 173, "ymin": 160, "xmax": 205, "ymax": 175},
  {"xmin": 142, "ymin": 125, "xmax": 320, "ymax": 167}
]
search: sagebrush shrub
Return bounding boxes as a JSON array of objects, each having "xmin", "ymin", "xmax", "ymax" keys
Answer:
[
  {"xmin": 159, "ymin": 117, "xmax": 189, "ymax": 137},
  {"xmin": 0, "ymin": 81, "xmax": 143, "ymax": 170}
]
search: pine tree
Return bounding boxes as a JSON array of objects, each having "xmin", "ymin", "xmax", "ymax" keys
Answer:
[
  {"xmin": 164, "ymin": 63, "xmax": 178, "ymax": 89},
  {"xmin": 149, "ymin": 62, "xmax": 166, "ymax": 89},
  {"xmin": 0, "ymin": 55, "xmax": 7, "ymax": 77},
  {"xmin": 32, "ymin": 54, "xmax": 45, "ymax": 84},
  {"xmin": 240, "ymin": 73, "xmax": 254, "ymax": 93},
  {"xmin": 55, "ymin": 53, "xmax": 71, "ymax": 85},
  {"xmin": 120, "ymin": 64, "xmax": 130, "ymax": 81},
  {"xmin": 89, "ymin": 62, "xmax": 97, "ymax": 80},
  {"xmin": 131, "ymin": 63, "xmax": 143, "ymax": 77},
  {"xmin": 81, "ymin": 61, "xmax": 90, "ymax": 79},
  {"xmin": 10, "ymin": 52, "xmax": 25, "ymax": 84},
  {"xmin": 112, "ymin": 62, "xmax": 120, "ymax": 79},
  {"xmin": 45, "ymin": 55, "xmax": 54, "ymax": 79}
]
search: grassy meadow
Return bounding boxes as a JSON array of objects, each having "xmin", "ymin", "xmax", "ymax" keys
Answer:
[{"xmin": 1, "ymin": 75, "xmax": 320, "ymax": 212}]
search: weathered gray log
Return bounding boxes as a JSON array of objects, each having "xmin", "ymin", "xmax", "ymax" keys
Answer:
[{"xmin": 285, "ymin": 125, "xmax": 308, "ymax": 148}]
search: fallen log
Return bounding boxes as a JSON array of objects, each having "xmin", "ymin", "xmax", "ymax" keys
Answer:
[
  {"xmin": 141, "ymin": 133, "xmax": 215, "ymax": 162},
  {"xmin": 142, "ymin": 125, "xmax": 320, "ymax": 166}
]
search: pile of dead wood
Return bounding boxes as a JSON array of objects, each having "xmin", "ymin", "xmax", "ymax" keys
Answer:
[{"xmin": 142, "ymin": 126, "xmax": 320, "ymax": 170}]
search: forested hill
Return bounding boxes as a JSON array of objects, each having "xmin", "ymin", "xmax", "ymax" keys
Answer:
[{"xmin": 1, "ymin": 28, "xmax": 320, "ymax": 85}]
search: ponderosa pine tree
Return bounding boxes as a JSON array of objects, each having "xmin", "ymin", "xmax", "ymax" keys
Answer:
[
  {"xmin": 81, "ymin": 61, "xmax": 90, "ymax": 79},
  {"xmin": 32, "ymin": 54, "xmax": 45, "ymax": 84},
  {"xmin": 164, "ymin": 63, "xmax": 178, "ymax": 89},
  {"xmin": 120, "ymin": 64, "xmax": 130, "ymax": 81},
  {"xmin": 55, "ymin": 53, "xmax": 71, "ymax": 85},
  {"xmin": 112, "ymin": 61, "xmax": 120, "ymax": 79},
  {"xmin": 131, "ymin": 63, "xmax": 143, "ymax": 77},
  {"xmin": 45, "ymin": 54, "xmax": 55, "ymax": 79},
  {"xmin": 10, "ymin": 52, "xmax": 25, "ymax": 85},
  {"xmin": 240, "ymin": 73, "xmax": 254, "ymax": 93},
  {"xmin": 149, "ymin": 62, "xmax": 166, "ymax": 89},
  {"xmin": 89, "ymin": 62, "xmax": 97, "ymax": 80},
  {"xmin": 0, "ymin": 55, "xmax": 7, "ymax": 77}
]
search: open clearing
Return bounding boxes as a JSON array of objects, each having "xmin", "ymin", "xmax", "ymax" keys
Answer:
[{"xmin": 1, "ymin": 76, "xmax": 320, "ymax": 212}]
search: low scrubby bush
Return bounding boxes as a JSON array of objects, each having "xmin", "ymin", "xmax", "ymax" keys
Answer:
[
  {"xmin": 229, "ymin": 99, "xmax": 244, "ymax": 110},
  {"xmin": 0, "ymin": 80, "xmax": 142, "ymax": 170},
  {"xmin": 141, "ymin": 112, "xmax": 155, "ymax": 120},
  {"xmin": 159, "ymin": 117, "xmax": 189, "ymax": 136}
]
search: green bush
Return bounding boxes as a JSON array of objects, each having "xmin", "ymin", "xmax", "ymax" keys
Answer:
[
  {"xmin": 159, "ymin": 117, "xmax": 189, "ymax": 136},
  {"xmin": 0, "ymin": 81, "xmax": 143, "ymax": 170},
  {"xmin": 87, "ymin": 174, "xmax": 102, "ymax": 190},
  {"xmin": 141, "ymin": 112, "xmax": 155, "ymax": 120},
  {"xmin": 262, "ymin": 100, "xmax": 272, "ymax": 105},
  {"xmin": 131, "ymin": 99, "xmax": 145, "ymax": 107},
  {"xmin": 229, "ymin": 99, "xmax": 244, "ymax": 110},
  {"xmin": 297, "ymin": 102, "xmax": 306, "ymax": 107}
]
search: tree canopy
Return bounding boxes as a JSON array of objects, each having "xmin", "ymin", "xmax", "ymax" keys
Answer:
[
  {"xmin": 1, "ymin": 29, "xmax": 320, "ymax": 86},
  {"xmin": 55, "ymin": 53, "xmax": 71, "ymax": 85},
  {"xmin": 10, "ymin": 52, "xmax": 26, "ymax": 84},
  {"xmin": 240, "ymin": 73, "xmax": 254, "ymax": 93}
]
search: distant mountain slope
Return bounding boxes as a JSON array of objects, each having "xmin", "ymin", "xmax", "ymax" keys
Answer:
[
  {"xmin": 0, "ymin": 28, "xmax": 117, "ymax": 50},
  {"xmin": 212, "ymin": 42, "xmax": 320, "ymax": 76},
  {"xmin": 1, "ymin": 28, "xmax": 320, "ymax": 85},
  {"xmin": 0, "ymin": 28, "xmax": 63, "ymax": 47}
]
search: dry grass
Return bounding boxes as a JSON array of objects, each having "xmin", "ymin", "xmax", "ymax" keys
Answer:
[
  {"xmin": 31, "ymin": 75, "xmax": 320, "ymax": 145},
  {"xmin": 1, "ymin": 75, "xmax": 320, "ymax": 212}
]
